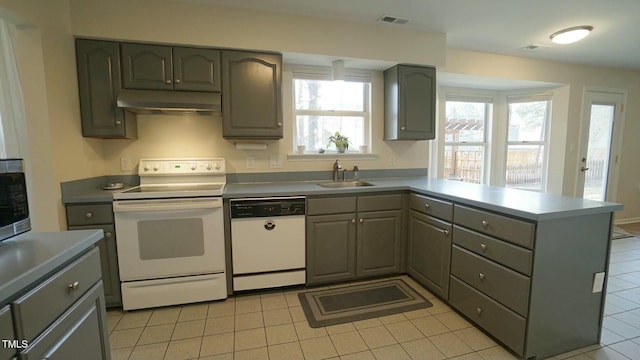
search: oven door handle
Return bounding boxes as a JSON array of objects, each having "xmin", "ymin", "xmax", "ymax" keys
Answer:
[{"xmin": 113, "ymin": 198, "xmax": 222, "ymax": 213}]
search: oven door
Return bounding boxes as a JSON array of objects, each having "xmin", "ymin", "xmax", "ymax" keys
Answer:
[{"xmin": 113, "ymin": 197, "xmax": 224, "ymax": 281}]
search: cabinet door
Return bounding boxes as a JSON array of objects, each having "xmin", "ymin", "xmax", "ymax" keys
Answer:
[
  {"xmin": 306, "ymin": 214, "xmax": 356, "ymax": 285},
  {"xmin": 173, "ymin": 47, "xmax": 221, "ymax": 92},
  {"xmin": 398, "ymin": 65, "xmax": 435, "ymax": 140},
  {"xmin": 407, "ymin": 210, "xmax": 452, "ymax": 299},
  {"xmin": 76, "ymin": 39, "xmax": 135, "ymax": 138},
  {"xmin": 356, "ymin": 210, "xmax": 402, "ymax": 278},
  {"xmin": 121, "ymin": 43, "xmax": 173, "ymax": 90},
  {"xmin": 19, "ymin": 282, "xmax": 109, "ymax": 360},
  {"xmin": 68, "ymin": 225, "xmax": 121, "ymax": 308},
  {"xmin": 222, "ymin": 51, "xmax": 283, "ymax": 139}
]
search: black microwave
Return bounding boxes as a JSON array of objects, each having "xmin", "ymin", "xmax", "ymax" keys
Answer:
[{"xmin": 0, "ymin": 159, "xmax": 30, "ymax": 242}]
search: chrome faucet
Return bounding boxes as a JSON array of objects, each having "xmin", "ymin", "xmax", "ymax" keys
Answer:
[{"xmin": 333, "ymin": 160, "xmax": 342, "ymax": 181}]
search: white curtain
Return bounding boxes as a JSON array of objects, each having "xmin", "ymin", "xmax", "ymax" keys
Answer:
[{"xmin": 0, "ymin": 17, "xmax": 27, "ymax": 158}]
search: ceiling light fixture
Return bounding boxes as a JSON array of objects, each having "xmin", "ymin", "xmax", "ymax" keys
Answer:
[
  {"xmin": 550, "ymin": 25, "xmax": 593, "ymax": 44},
  {"xmin": 332, "ymin": 60, "xmax": 345, "ymax": 81}
]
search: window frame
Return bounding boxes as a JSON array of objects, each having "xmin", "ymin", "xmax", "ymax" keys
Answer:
[
  {"xmin": 443, "ymin": 95, "xmax": 493, "ymax": 184},
  {"xmin": 292, "ymin": 67, "xmax": 372, "ymax": 154},
  {"xmin": 504, "ymin": 94, "xmax": 552, "ymax": 192}
]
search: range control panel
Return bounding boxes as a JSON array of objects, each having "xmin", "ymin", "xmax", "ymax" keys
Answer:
[
  {"xmin": 138, "ymin": 158, "xmax": 225, "ymax": 175},
  {"xmin": 230, "ymin": 197, "xmax": 306, "ymax": 219}
]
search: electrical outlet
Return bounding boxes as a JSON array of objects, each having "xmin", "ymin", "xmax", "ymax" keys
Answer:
[
  {"xmin": 592, "ymin": 272, "xmax": 605, "ymax": 293},
  {"xmin": 269, "ymin": 155, "xmax": 283, "ymax": 168},
  {"xmin": 388, "ymin": 156, "xmax": 397, "ymax": 167},
  {"xmin": 246, "ymin": 156, "xmax": 255, "ymax": 169},
  {"xmin": 120, "ymin": 157, "xmax": 132, "ymax": 171}
]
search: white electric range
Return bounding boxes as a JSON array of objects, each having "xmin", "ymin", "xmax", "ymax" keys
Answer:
[{"xmin": 113, "ymin": 158, "xmax": 227, "ymax": 310}]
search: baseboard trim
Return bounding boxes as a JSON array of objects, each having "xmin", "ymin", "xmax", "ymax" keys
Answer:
[{"xmin": 615, "ymin": 217, "xmax": 640, "ymax": 225}]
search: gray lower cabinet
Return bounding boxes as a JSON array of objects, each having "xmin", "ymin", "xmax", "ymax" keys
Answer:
[
  {"xmin": 306, "ymin": 193, "xmax": 403, "ymax": 285},
  {"xmin": 407, "ymin": 210, "xmax": 452, "ymax": 299},
  {"xmin": 384, "ymin": 64, "xmax": 436, "ymax": 140},
  {"xmin": 221, "ymin": 50, "xmax": 283, "ymax": 139},
  {"xmin": 306, "ymin": 213, "xmax": 357, "ymax": 284},
  {"xmin": 121, "ymin": 43, "xmax": 221, "ymax": 92},
  {"xmin": 0, "ymin": 306, "xmax": 15, "ymax": 360},
  {"xmin": 448, "ymin": 202, "xmax": 611, "ymax": 359},
  {"xmin": 66, "ymin": 203, "xmax": 121, "ymax": 308},
  {"xmin": 406, "ymin": 193, "xmax": 453, "ymax": 299},
  {"xmin": 76, "ymin": 39, "xmax": 137, "ymax": 139},
  {"xmin": 11, "ymin": 247, "xmax": 110, "ymax": 360}
]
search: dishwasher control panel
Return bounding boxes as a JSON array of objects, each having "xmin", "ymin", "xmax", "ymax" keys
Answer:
[{"xmin": 230, "ymin": 197, "xmax": 306, "ymax": 218}]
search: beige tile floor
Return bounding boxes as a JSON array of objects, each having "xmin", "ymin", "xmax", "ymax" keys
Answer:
[{"xmin": 106, "ymin": 235, "xmax": 640, "ymax": 360}]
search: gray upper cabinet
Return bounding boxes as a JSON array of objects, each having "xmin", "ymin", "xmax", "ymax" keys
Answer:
[
  {"xmin": 121, "ymin": 43, "xmax": 221, "ymax": 92},
  {"xmin": 75, "ymin": 39, "xmax": 137, "ymax": 139},
  {"xmin": 222, "ymin": 51, "xmax": 283, "ymax": 139},
  {"xmin": 384, "ymin": 65, "xmax": 436, "ymax": 140}
]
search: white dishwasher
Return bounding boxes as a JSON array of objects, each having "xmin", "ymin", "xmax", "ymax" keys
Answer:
[{"xmin": 230, "ymin": 197, "xmax": 306, "ymax": 291}]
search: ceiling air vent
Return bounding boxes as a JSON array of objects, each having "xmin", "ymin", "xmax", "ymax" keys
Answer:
[
  {"xmin": 520, "ymin": 43, "xmax": 551, "ymax": 51},
  {"xmin": 378, "ymin": 15, "xmax": 409, "ymax": 25}
]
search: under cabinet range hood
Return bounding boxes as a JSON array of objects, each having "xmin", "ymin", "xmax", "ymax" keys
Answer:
[{"xmin": 116, "ymin": 90, "xmax": 221, "ymax": 115}]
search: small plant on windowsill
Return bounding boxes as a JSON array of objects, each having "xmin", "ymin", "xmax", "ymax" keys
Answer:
[{"xmin": 328, "ymin": 132, "xmax": 350, "ymax": 153}]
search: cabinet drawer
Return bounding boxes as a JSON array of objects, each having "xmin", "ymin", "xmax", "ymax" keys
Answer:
[
  {"xmin": 0, "ymin": 306, "xmax": 15, "ymax": 360},
  {"xmin": 449, "ymin": 276, "xmax": 525, "ymax": 356},
  {"xmin": 357, "ymin": 194, "xmax": 403, "ymax": 212},
  {"xmin": 454, "ymin": 205, "xmax": 534, "ymax": 249},
  {"xmin": 66, "ymin": 204, "xmax": 113, "ymax": 226},
  {"xmin": 409, "ymin": 193, "xmax": 453, "ymax": 221},
  {"xmin": 307, "ymin": 196, "xmax": 356, "ymax": 215},
  {"xmin": 13, "ymin": 247, "xmax": 101, "ymax": 341},
  {"xmin": 453, "ymin": 226, "xmax": 532, "ymax": 276},
  {"xmin": 451, "ymin": 245, "xmax": 530, "ymax": 317}
]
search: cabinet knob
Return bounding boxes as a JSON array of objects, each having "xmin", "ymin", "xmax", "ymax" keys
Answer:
[
  {"xmin": 480, "ymin": 243, "xmax": 487, "ymax": 251},
  {"xmin": 481, "ymin": 220, "xmax": 489, "ymax": 227},
  {"xmin": 68, "ymin": 281, "xmax": 80, "ymax": 291},
  {"xmin": 165, "ymin": 80, "xmax": 172, "ymax": 84},
  {"xmin": 175, "ymin": 79, "xmax": 181, "ymax": 84},
  {"xmin": 476, "ymin": 307, "xmax": 483, "ymax": 314},
  {"xmin": 424, "ymin": 203, "xmax": 430, "ymax": 209},
  {"xmin": 84, "ymin": 212, "xmax": 93, "ymax": 219},
  {"xmin": 105, "ymin": 232, "xmax": 113, "ymax": 238},
  {"xmin": 359, "ymin": 218, "xmax": 364, "ymax": 224},
  {"xmin": 351, "ymin": 219, "xmax": 356, "ymax": 224},
  {"xmin": 115, "ymin": 120, "xmax": 122, "ymax": 125},
  {"xmin": 401, "ymin": 126, "xmax": 406, "ymax": 131},
  {"xmin": 277, "ymin": 122, "xmax": 283, "ymax": 127},
  {"xmin": 478, "ymin": 273, "xmax": 485, "ymax": 281}
]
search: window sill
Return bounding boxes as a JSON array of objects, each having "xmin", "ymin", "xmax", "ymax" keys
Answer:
[{"xmin": 287, "ymin": 153, "xmax": 380, "ymax": 161}]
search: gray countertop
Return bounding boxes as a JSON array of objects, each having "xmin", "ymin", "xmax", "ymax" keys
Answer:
[
  {"xmin": 224, "ymin": 177, "xmax": 623, "ymax": 221},
  {"xmin": 0, "ymin": 230, "xmax": 103, "ymax": 305}
]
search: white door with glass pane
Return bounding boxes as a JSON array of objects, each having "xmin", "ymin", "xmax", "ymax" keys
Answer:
[{"xmin": 577, "ymin": 91, "xmax": 624, "ymax": 201}]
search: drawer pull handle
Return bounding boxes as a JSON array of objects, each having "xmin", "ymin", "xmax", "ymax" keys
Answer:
[
  {"xmin": 85, "ymin": 212, "xmax": 93, "ymax": 219},
  {"xmin": 480, "ymin": 243, "xmax": 487, "ymax": 251},
  {"xmin": 68, "ymin": 281, "xmax": 80, "ymax": 291},
  {"xmin": 476, "ymin": 307, "xmax": 483, "ymax": 314},
  {"xmin": 481, "ymin": 220, "xmax": 488, "ymax": 227},
  {"xmin": 435, "ymin": 228, "xmax": 449, "ymax": 236},
  {"xmin": 478, "ymin": 273, "xmax": 485, "ymax": 281},
  {"xmin": 424, "ymin": 203, "xmax": 430, "ymax": 209}
]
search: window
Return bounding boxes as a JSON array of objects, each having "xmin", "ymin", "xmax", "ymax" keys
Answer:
[
  {"xmin": 505, "ymin": 96, "xmax": 551, "ymax": 191},
  {"xmin": 444, "ymin": 99, "xmax": 492, "ymax": 184},
  {"xmin": 293, "ymin": 72, "xmax": 370, "ymax": 153}
]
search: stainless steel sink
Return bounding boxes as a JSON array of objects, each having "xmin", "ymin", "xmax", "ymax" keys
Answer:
[{"xmin": 317, "ymin": 181, "xmax": 374, "ymax": 188}]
